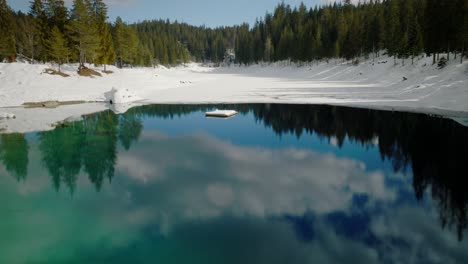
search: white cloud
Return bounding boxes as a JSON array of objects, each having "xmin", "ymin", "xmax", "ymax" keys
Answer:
[
  {"xmin": 115, "ymin": 131, "xmax": 397, "ymax": 226},
  {"xmin": 371, "ymin": 205, "xmax": 468, "ymax": 263},
  {"xmin": 2, "ymin": 131, "xmax": 466, "ymax": 263}
]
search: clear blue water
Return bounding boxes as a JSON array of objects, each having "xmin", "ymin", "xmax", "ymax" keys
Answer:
[{"xmin": 1, "ymin": 104, "xmax": 467, "ymax": 263}]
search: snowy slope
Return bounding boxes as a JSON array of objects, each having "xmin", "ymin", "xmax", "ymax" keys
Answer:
[
  {"xmin": 0, "ymin": 55, "xmax": 467, "ymax": 133},
  {"xmin": 148, "ymin": 56, "xmax": 468, "ymax": 115}
]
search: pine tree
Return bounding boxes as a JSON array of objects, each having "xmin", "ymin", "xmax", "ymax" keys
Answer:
[
  {"xmin": 95, "ymin": 23, "xmax": 115, "ymax": 71},
  {"xmin": 0, "ymin": 0, "xmax": 16, "ymax": 61},
  {"xmin": 400, "ymin": 32, "xmax": 409, "ymax": 65},
  {"xmin": 252, "ymin": 23, "xmax": 264, "ymax": 62},
  {"xmin": 92, "ymin": 0, "xmax": 115, "ymax": 70},
  {"xmin": 44, "ymin": 0, "xmax": 68, "ymax": 32},
  {"xmin": 366, "ymin": 2, "xmax": 384, "ymax": 60},
  {"xmin": 29, "ymin": 0, "xmax": 48, "ymax": 62},
  {"xmin": 69, "ymin": 0, "xmax": 99, "ymax": 67},
  {"xmin": 162, "ymin": 46, "xmax": 169, "ymax": 65},
  {"xmin": 386, "ymin": 0, "xmax": 402, "ymax": 64},
  {"xmin": 278, "ymin": 26, "xmax": 293, "ymax": 61},
  {"xmin": 312, "ymin": 23, "xmax": 322, "ymax": 60},
  {"xmin": 137, "ymin": 43, "xmax": 152, "ymax": 66},
  {"xmin": 463, "ymin": 0, "xmax": 468, "ymax": 63},
  {"xmin": 425, "ymin": 0, "xmax": 440, "ymax": 64},
  {"xmin": 92, "ymin": 0, "xmax": 107, "ymax": 22},
  {"xmin": 453, "ymin": 0, "xmax": 468, "ymax": 63},
  {"xmin": 376, "ymin": 3, "xmax": 386, "ymax": 57},
  {"xmin": 335, "ymin": 10, "xmax": 348, "ymax": 59},
  {"xmin": 44, "ymin": 0, "xmax": 69, "ymax": 61},
  {"xmin": 406, "ymin": 0, "xmax": 423, "ymax": 64},
  {"xmin": 264, "ymin": 36, "xmax": 273, "ymax": 62},
  {"xmin": 180, "ymin": 43, "xmax": 191, "ymax": 63},
  {"xmin": 113, "ymin": 17, "xmax": 139, "ymax": 67},
  {"xmin": 235, "ymin": 23, "xmax": 252, "ymax": 64},
  {"xmin": 15, "ymin": 13, "xmax": 34, "ymax": 60},
  {"xmin": 48, "ymin": 26, "xmax": 69, "ymax": 72},
  {"xmin": 168, "ymin": 40, "xmax": 177, "ymax": 65}
]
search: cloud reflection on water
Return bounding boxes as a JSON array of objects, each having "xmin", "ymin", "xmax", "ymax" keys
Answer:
[{"xmin": 1, "ymin": 104, "xmax": 468, "ymax": 263}]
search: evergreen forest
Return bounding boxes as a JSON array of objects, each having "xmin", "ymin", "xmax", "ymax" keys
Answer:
[{"xmin": 0, "ymin": 0, "xmax": 467, "ymax": 67}]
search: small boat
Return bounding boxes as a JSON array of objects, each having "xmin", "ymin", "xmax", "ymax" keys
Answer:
[{"xmin": 205, "ymin": 109, "xmax": 238, "ymax": 118}]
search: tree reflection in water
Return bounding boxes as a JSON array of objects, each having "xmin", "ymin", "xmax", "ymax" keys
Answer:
[
  {"xmin": 249, "ymin": 104, "xmax": 468, "ymax": 240},
  {"xmin": 0, "ymin": 133, "xmax": 28, "ymax": 181},
  {"xmin": 0, "ymin": 104, "xmax": 467, "ymax": 239}
]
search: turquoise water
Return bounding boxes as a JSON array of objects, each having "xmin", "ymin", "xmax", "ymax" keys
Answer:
[{"xmin": 1, "ymin": 104, "xmax": 467, "ymax": 264}]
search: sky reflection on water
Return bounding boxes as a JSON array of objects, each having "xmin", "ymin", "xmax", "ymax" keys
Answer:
[{"xmin": 0, "ymin": 104, "xmax": 467, "ymax": 264}]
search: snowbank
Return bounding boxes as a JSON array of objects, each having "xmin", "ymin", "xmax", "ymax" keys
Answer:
[
  {"xmin": 104, "ymin": 87, "xmax": 142, "ymax": 104},
  {"xmin": 0, "ymin": 54, "xmax": 467, "ymax": 132},
  {"xmin": 0, "ymin": 112, "xmax": 15, "ymax": 119},
  {"xmin": 0, "ymin": 104, "xmax": 107, "ymax": 134}
]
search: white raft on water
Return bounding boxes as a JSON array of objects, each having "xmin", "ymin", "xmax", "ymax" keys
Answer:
[{"xmin": 205, "ymin": 109, "xmax": 238, "ymax": 118}]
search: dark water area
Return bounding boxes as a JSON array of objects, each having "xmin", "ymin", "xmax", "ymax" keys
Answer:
[{"xmin": 1, "ymin": 104, "xmax": 467, "ymax": 264}]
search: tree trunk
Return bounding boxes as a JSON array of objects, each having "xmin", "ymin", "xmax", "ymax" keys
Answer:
[
  {"xmin": 394, "ymin": 55, "xmax": 397, "ymax": 65},
  {"xmin": 461, "ymin": 43, "xmax": 465, "ymax": 64},
  {"xmin": 104, "ymin": 64, "xmax": 106, "ymax": 72},
  {"xmin": 412, "ymin": 52, "xmax": 414, "ymax": 65},
  {"xmin": 433, "ymin": 53, "xmax": 436, "ymax": 64},
  {"xmin": 372, "ymin": 43, "xmax": 375, "ymax": 63},
  {"xmin": 30, "ymin": 46, "xmax": 34, "ymax": 64},
  {"xmin": 447, "ymin": 43, "xmax": 450, "ymax": 61}
]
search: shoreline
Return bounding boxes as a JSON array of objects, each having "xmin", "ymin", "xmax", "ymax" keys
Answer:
[
  {"xmin": 1, "ymin": 101, "xmax": 468, "ymax": 134},
  {"xmin": 1, "ymin": 54, "xmax": 467, "ymax": 133}
]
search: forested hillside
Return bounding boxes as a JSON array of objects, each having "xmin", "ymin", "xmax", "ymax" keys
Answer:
[
  {"xmin": 0, "ymin": 0, "xmax": 466, "ymax": 67},
  {"xmin": 133, "ymin": 20, "xmax": 237, "ymax": 65},
  {"xmin": 234, "ymin": 0, "xmax": 468, "ymax": 65}
]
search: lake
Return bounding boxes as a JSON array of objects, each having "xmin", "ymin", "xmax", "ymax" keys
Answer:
[{"xmin": 1, "ymin": 104, "xmax": 467, "ymax": 264}]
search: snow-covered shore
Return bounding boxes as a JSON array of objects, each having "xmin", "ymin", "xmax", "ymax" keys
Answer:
[{"xmin": 0, "ymin": 55, "xmax": 467, "ymax": 133}]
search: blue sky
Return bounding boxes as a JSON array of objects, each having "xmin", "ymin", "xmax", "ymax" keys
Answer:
[{"xmin": 10, "ymin": 0, "xmax": 334, "ymax": 27}]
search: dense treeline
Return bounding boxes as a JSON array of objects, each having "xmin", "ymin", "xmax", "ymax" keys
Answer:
[
  {"xmin": 1, "ymin": 0, "xmax": 467, "ymax": 67},
  {"xmin": 235, "ymin": 0, "xmax": 468, "ymax": 64},
  {"xmin": 2, "ymin": 0, "xmax": 116, "ymax": 69},
  {"xmin": 251, "ymin": 103, "xmax": 468, "ymax": 240},
  {"xmin": 0, "ymin": 0, "xmax": 144, "ymax": 69},
  {"xmin": 132, "ymin": 20, "xmax": 236, "ymax": 64},
  {"xmin": 0, "ymin": 0, "xmax": 199, "ymax": 67}
]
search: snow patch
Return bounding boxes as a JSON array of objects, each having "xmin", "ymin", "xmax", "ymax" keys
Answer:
[
  {"xmin": 0, "ymin": 55, "xmax": 467, "ymax": 118},
  {"xmin": 0, "ymin": 112, "xmax": 15, "ymax": 119},
  {"xmin": 104, "ymin": 87, "xmax": 141, "ymax": 104},
  {"xmin": 424, "ymin": 75, "xmax": 438, "ymax": 81}
]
